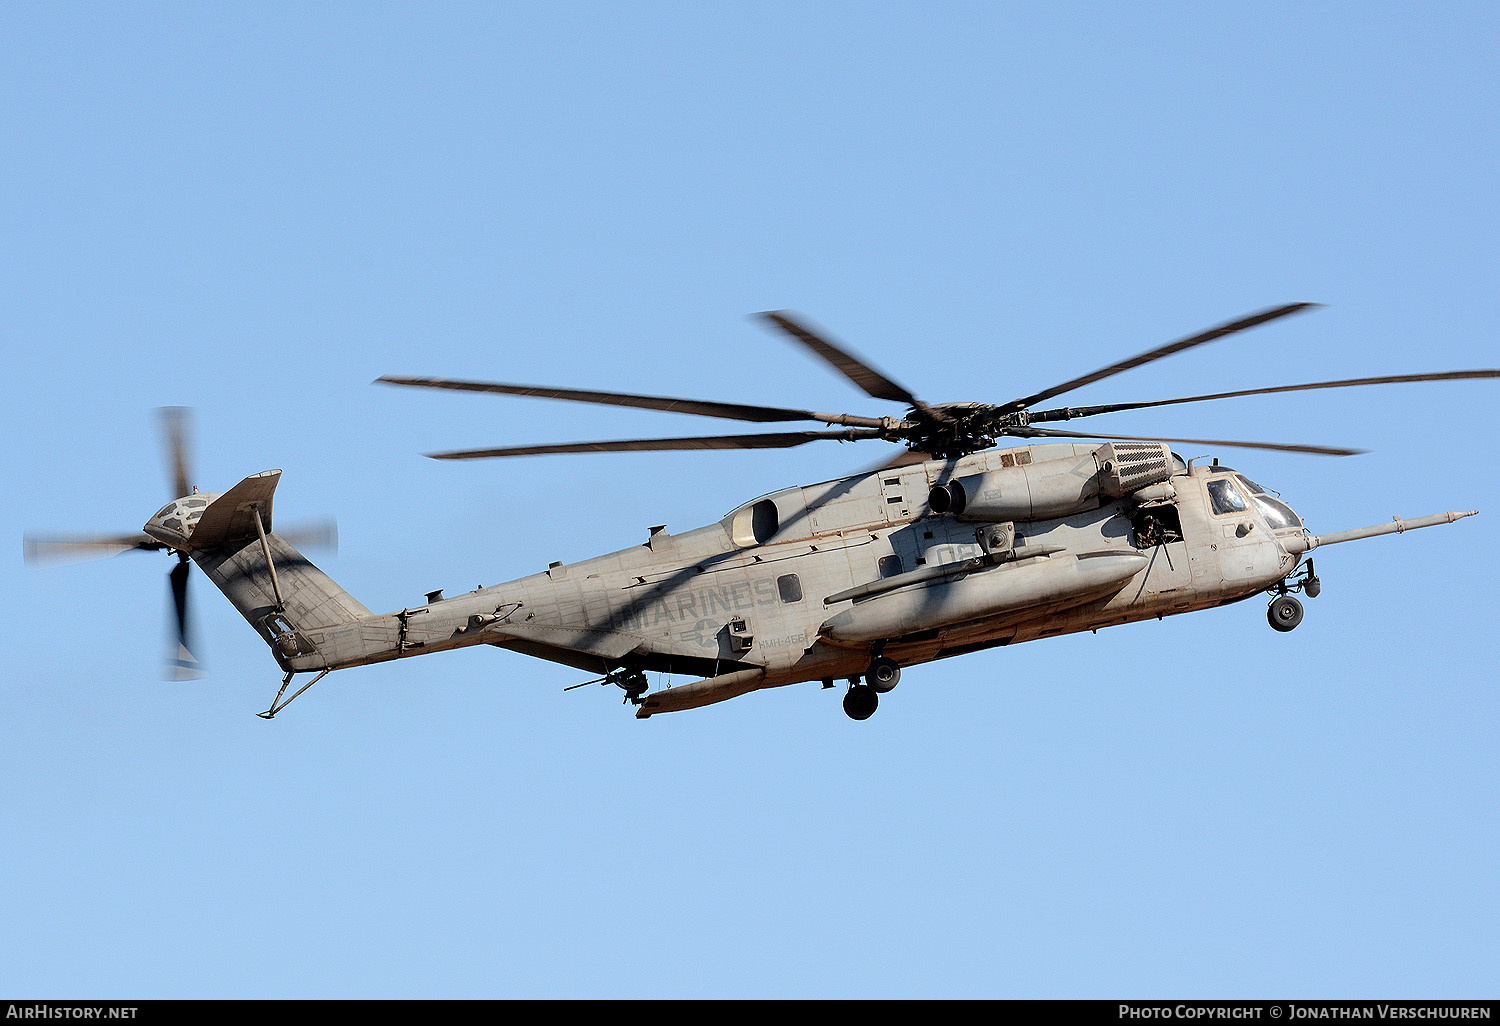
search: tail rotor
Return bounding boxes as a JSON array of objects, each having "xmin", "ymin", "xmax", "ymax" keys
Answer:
[
  {"xmin": 23, "ymin": 407, "xmax": 334, "ymax": 682},
  {"xmin": 166, "ymin": 552, "xmax": 205, "ymax": 680}
]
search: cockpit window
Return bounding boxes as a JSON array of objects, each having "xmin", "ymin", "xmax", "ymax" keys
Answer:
[
  {"xmin": 1207, "ymin": 478, "xmax": 1247, "ymax": 515},
  {"xmin": 1227, "ymin": 473, "xmax": 1300, "ymax": 528}
]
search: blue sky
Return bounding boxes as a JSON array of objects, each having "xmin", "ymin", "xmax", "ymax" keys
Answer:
[{"xmin": 3, "ymin": 2, "xmax": 1497, "ymax": 999}]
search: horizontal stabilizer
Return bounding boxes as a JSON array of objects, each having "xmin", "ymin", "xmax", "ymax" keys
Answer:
[{"xmin": 192, "ymin": 470, "xmax": 282, "ymax": 548}]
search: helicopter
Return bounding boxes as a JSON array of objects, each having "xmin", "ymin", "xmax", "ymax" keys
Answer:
[{"xmin": 24, "ymin": 304, "xmax": 1494, "ymax": 720}]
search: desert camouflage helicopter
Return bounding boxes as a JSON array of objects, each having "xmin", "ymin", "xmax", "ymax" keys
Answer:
[{"xmin": 25, "ymin": 304, "xmax": 1493, "ymax": 719}]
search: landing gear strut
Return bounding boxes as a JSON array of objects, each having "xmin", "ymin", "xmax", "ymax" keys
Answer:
[
  {"xmin": 1267, "ymin": 558, "xmax": 1318, "ymax": 633},
  {"xmin": 258, "ymin": 668, "xmax": 331, "ymax": 719}
]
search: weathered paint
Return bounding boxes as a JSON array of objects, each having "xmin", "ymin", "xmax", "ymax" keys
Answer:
[{"xmin": 184, "ymin": 443, "xmax": 1474, "ymax": 717}]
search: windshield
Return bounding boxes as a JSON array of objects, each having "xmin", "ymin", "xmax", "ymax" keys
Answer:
[
  {"xmin": 1252, "ymin": 493, "xmax": 1301, "ymax": 529},
  {"xmin": 1232, "ymin": 473, "xmax": 1301, "ymax": 529}
]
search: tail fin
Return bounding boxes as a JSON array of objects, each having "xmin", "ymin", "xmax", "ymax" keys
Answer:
[{"xmin": 187, "ymin": 471, "xmax": 370, "ymax": 667}]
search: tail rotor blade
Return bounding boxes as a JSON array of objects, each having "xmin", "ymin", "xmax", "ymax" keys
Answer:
[
  {"xmin": 23, "ymin": 533, "xmax": 164, "ymax": 566},
  {"xmin": 166, "ymin": 558, "xmax": 205, "ymax": 681},
  {"xmin": 158, "ymin": 406, "xmax": 196, "ymax": 500},
  {"xmin": 277, "ymin": 519, "xmax": 339, "ymax": 553}
]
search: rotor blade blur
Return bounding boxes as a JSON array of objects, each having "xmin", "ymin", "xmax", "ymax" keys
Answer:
[
  {"xmin": 23, "ymin": 532, "xmax": 165, "ymax": 566},
  {"xmin": 1012, "ymin": 425, "xmax": 1365, "ymax": 457},
  {"xmin": 158, "ymin": 406, "xmax": 195, "ymax": 500},
  {"xmin": 277, "ymin": 520, "xmax": 339, "ymax": 553},
  {"xmin": 859, "ymin": 449, "xmax": 940, "ymax": 475},
  {"xmin": 426, "ymin": 429, "xmax": 888, "ymax": 460},
  {"xmin": 166, "ymin": 558, "xmax": 205, "ymax": 681},
  {"xmin": 756, "ymin": 311, "xmax": 924, "ymax": 408},
  {"xmin": 1027, "ymin": 369, "xmax": 1500, "ymax": 422},
  {"xmin": 376, "ymin": 375, "xmax": 885, "ymax": 428},
  {"xmin": 996, "ymin": 303, "xmax": 1320, "ymax": 414}
]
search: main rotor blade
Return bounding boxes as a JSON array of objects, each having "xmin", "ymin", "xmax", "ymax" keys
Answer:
[
  {"xmin": 158, "ymin": 406, "xmax": 196, "ymax": 500},
  {"xmin": 376, "ymin": 375, "xmax": 885, "ymax": 428},
  {"xmin": 757, "ymin": 311, "xmax": 925, "ymax": 408},
  {"xmin": 426, "ymin": 429, "xmax": 888, "ymax": 460},
  {"xmin": 997, "ymin": 303, "xmax": 1320, "ymax": 415},
  {"xmin": 861, "ymin": 449, "xmax": 939, "ymax": 474},
  {"xmin": 23, "ymin": 532, "xmax": 165, "ymax": 566},
  {"xmin": 1012, "ymin": 425, "xmax": 1365, "ymax": 457},
  {"xmin": 166, "ymin": 558, "xmax": 205, "ymax": 681},
  {"xmin": 1028, "ymin": 369, "xmax": 1500, "ymax": 422}
]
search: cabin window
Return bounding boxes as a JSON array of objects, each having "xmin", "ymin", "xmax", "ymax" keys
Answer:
[
  {"xmin": 777, "ymin": 574, "xmax": 803, "ymax": 603},
  {"xmin": 1131, "ymin": 506, "xmax": 1183, "ymax": 547},
  {"xmin": 878, "ymin": 555, "xmax": 903, "ymax": 578},
  {"xmin": 1207, "ymin": 478, "xmax": 1247, "ymax": 516}
]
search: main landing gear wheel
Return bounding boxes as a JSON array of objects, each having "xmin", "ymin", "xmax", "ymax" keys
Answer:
[
  {"xmin": 1268, "ymin": 595, "xmax": 1304, "ymax": 632},
  {"xmin": 843, "ymin": 684, "xmax": 878, "ymax": 720},
  {"xmin": 867, "ymin": 656, "xmax": 901, "ymax": 693}
]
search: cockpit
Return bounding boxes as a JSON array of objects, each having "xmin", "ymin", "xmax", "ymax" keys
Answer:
[{"xmin": 1206, "ymin": 468, "xmax": 1302, "ymax": 531}]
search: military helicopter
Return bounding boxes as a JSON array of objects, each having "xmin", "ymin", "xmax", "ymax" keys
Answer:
[{"xmin": 25, "ymin": 304, "xmax": 1494, "ymax": 720}]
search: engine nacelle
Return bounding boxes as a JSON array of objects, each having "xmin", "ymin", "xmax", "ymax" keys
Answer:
[
  {"xmin": 928, "ymin": 442, "xmax": 1174, "ymax": 522},
  {"xmin": 928, "ymin": 453, "xmax": 1098, "ymax": 521}
]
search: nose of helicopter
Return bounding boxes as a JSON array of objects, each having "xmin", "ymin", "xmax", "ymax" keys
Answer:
[{"xmin": 1213, "ymin": 469, "xmax": 1305, "ymax": 534}]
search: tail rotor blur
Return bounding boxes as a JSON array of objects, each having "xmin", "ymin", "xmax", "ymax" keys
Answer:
[
  {"xmin": 23, "ymin": 407, "xmax": 334, "ymax": 682},
  {"xmin": 166, "ymin": 553, "xmax": 205, "ymax": 680}
]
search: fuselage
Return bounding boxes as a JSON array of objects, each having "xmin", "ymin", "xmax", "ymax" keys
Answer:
[{"xmin": 275, "ymin": 443, "xmax": 1304, "ymax": 697}]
